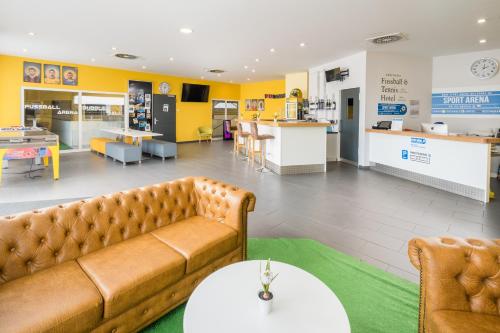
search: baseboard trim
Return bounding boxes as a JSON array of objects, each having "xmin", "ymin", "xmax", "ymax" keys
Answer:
[
  {"xmin": 372, "ymin": 163, "xmax": 486, "ymax": 202},
  {"xmin": 266, "ymin": 160, "xmax": 326, "ymax": 175}
]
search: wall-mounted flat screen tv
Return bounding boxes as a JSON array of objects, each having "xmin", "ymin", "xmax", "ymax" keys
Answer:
[
  {"xmin": 325, "ymin": 68, "xmax": 341, "ymax": 82},
  {"xmin": 181, "ymin": 83, "xmax": 210, "ymax": 102}
]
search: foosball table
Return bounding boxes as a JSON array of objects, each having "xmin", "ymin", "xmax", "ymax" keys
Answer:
[{"xmin": 0, "ymin": 127, "xmax": 60, "ymax": 183}]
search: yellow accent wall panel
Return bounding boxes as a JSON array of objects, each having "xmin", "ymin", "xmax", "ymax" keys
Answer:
[
  {"xmin": 0, "ymin": 54, "xmax": 240, "ymax": 142},
  {"xmin": 239, "ymin": 79, "xmax": 286, "ymax": 120},
  {"xmin": 285, "ymin": 72, "xmax": 308, "ymax": 97}
]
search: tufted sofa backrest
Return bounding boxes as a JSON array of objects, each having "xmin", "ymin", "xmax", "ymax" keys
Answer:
[
  {"xmin": 0, "ymin": 178, "xmax": 198, "ymax": 285},
  {"xmin": 409, "ymin": 236, "xmax": 500, "ymax": 323}
]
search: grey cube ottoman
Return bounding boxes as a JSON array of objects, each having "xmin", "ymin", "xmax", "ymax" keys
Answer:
[
  {"xmin": 105, "ymin": 142, "xmax": 142, "ymax": 166},
  {"xmin": 142, "ymin": 139, "xmax": 177, "ymax": 161}
]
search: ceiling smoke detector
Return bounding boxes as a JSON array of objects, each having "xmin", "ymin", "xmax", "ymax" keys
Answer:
[
  {"xmin": 206, "ymin": 69, "xmax": 225, "ymax": 74},
  {"xmin": 114, "ymin": 53, "xmax": 139, "ymax": 60},
  {"xmin": 367, "ymin": 33, "xmax": 407, "ymax": 45}
]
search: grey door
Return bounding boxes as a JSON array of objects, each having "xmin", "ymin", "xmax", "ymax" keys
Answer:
[
  {"xmin": 153, "ymin": 94, "xmax": 176, "ymax": 142},
  {"xmin": 340, "ymin": 88, "xmax": 360, "ymax": 163}
]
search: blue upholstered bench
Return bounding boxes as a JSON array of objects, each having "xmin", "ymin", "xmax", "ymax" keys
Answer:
[
  {"xmin": 105, "ymin": 142, "xmax": 142, "ymax": 166},
  {"xmin": 142, "ymin": 139, "xmax": 177, "ymax": 161}
]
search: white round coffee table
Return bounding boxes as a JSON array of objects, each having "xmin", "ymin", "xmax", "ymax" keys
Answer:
[{"xmin": 184, "ymin": 260, "xmax": 350, "ymax": 333}]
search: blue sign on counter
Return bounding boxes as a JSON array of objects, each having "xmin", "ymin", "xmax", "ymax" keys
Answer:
[
  {"xmin": 432, "ymin": 91, "xmax": 500, "ymax": 115},
  {"xmin": 378, "ymin": 103, "xmax": 407, "ymax": 115},
  {"xmin": 402, "ymin": 150, "xmax": 408, "ymax": 160},
  {"xmin": 411, "ymin": 137, "xmax": 426, "ymax": 145}
]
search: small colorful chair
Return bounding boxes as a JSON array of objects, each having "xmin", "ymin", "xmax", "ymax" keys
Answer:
[{"xmin": 197, "ymin": 126, "xmax": 213, "ymax": 143}]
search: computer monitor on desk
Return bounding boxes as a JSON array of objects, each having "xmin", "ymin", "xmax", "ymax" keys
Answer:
[{"xmin": 421, "ymin": 123, "xmax": 448, "ymax": 135}]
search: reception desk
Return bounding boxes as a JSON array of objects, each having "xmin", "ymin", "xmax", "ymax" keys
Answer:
[
  {"xmin": 240, "ymin": 120, "xmax": 330, "ymax": 175},
  {"xmin": 367, "ymin": 129, "xmax": 500, "ymax": 202}
]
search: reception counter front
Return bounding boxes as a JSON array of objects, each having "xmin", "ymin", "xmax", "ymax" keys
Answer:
[
  {"xmin": 240, "ymin": 120, "xmax": 330, "ymax": 175},
  {"xmin": 367, "ymin": 129, "xmax": 500, "ymax": 203}
]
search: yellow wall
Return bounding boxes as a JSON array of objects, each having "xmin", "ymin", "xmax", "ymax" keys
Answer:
[
  {"xmin": 285, "ymin": 72, "xmax": 308, "ymax": 97},
  {"xmin": 239, "ymin": 79, "xmax": 286, "ymax": 120},
  {"xmin": 0, "ymin": 54, "xmax": 240, "ymax": 142}
]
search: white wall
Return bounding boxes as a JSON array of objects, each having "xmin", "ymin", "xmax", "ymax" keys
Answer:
[
  {"xmin": 365, "ymin": 52, "xmax": 432, "ymax": 129},
  {"xmin": 309, "ymin": 51, "xmax": 367, "ymax": 164},
  {"xmin": 309, "ymin": 51, "xmax": 432, "ymax": 167},
  {"xmin": 432, "ymin": 48, "xmax": 500, "ymax": 133},
  {"xmin": 432, "ymin": 48, "xmax": 500, "ymax": 177},
  {"xmin": 364, "ymin": 52, "xmax": 433, "ymax": 165}
]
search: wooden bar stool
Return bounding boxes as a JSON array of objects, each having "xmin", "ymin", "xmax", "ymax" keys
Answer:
[
  {"xmin": 235, "ymin": 122, "xmax": 251, "ymax": 159},
  {"xmin": 249, "ymin": 122, "xmax": 274, "ymax": 171}
]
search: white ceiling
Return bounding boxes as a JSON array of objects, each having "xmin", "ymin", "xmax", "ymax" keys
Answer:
[{"xmin": 1, "ymin": 0, "xmax": 499, "ymax": 83}]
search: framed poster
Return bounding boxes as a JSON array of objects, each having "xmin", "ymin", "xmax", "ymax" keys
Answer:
[
  {"xmin": 62, "ymin": 66, "xmax": 78, "ymax": 86},
  {"xmin": 257, "ymin": 99, "xmax": 265, "ymax": 111},
  {"xmin": 23, "ymin": 62, "xmax": 41, "ymax": 83},
  {"xmin": 44, "ymin": 64, "xmax": 61, "ymax": 84},
  {"xmin": 245, "ymin": 99, "xmax": 265, "ymax": 111},
  {"xmin": 128, "ymin": 80, "xmax": 153, "ymax": 131}
]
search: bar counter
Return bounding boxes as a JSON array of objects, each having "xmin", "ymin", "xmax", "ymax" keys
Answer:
[
  {"xmin": 239, "ymin": 120, "xmax": 330, "ymax": 175},
  {"xmin": 367, "ymin": 129, "xmax": 500, "ymax": 144}
]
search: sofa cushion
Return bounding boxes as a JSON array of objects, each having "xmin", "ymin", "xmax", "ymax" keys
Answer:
[
  {"xmin": 151, "ymin": 216, "xmax": 238, "ymax": 274},
  {"xmin": 0, "ymin": 261, "xmax": 103, "ymax": 333},
  {"xmin": 430, "ymin": 310, "xmax": 500, "ymax": 333},
  {"xmin": 77, "ymin": 233, "xmax": 185, "ymax": 319}
]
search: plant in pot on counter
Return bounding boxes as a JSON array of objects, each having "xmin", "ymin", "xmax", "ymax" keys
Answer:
[{"xmin": 258, "ymin": 258, "xmax": 279, "ymax": 314}]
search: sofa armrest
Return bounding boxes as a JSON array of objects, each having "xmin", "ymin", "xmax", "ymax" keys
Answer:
[
  {"xmin": 408, "ymin": 237, "xmax": 500, "ymax": 333},
  {"xmin": 192, "ymin": 177, "xmax": 255, "ymax": 257}
]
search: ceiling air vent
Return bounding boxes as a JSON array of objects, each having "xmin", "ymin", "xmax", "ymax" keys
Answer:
[
  {"xmin": 207, "ymin": 69, "xmax": 225, "ymax": 74},
  {"xmin": 366, "ymin": 33, "xmax": 407, "ymax": 45},
  {"xmin": 114, "ymin": 53, "xmax": 139, "ymax": 60}
]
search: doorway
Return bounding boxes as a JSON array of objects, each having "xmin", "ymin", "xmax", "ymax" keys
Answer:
[
  {"xmin": 152, "ymin": 94, "xmax": 176, "ymax": 142},
  {"xmin": 340, "ymin": 88, "xmax": 360, "ymax": 164},
  {"xmin": 211, "ymin": 100, "xmax": 239, "ymax": 139}
]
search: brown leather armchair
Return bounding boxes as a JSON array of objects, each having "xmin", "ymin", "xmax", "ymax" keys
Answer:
[{"xmin": 408, "ymin": 237, "xmax": 500, "ymax": 333}]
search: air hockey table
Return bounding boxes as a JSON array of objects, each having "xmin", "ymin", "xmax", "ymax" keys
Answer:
[{"xmin": 0, "ymin": 127, "xmax": 60, "ymax": 183}]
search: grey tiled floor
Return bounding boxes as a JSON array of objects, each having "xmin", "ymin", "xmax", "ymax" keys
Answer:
[{"xmin": 1, "ymin": 141, "xmax": 499, "ymax": 283}]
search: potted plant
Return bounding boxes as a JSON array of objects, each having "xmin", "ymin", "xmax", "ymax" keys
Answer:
[{"xmin": 258, "ymin": 258, "xmax": 279, "ymax": 314}]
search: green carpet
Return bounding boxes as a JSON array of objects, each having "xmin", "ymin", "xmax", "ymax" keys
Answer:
[
  {"xmin": 143, "ymin": 238, "xmax": 419, "ymax": 333},
  {"xmin": 59, "ymin": 142, "xmax": 72, "ymax": 150}
]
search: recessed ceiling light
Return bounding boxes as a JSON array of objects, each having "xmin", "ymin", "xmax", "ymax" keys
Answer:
[
  {"xmin": 299, "ymin": 42, "xmax": 306, "ymax": 47},
  {"xmin": 270, "ymin": 48, "xmax": 275, "ymax": 53},
  {"xmin": 28, "ymin": 32, "xmax": 35, "ymax": 36},
  {"xmin": 111, "ymin": 46, "xmax": 117, "ymax": 51},
  {"xmin": 91, "ymin": 58, "xmax": 96, "ymax": 62},
  {"xmin": 255, "ymin": 58, "xmax": 260, "ymax": 62},
  {"xmin": 217, "ymin": 73, "xmax": 221, "ymax": 77},
  {"xmin": 247, "ymin": 78, "xmax": 251, "ymax": 81},
  {"xmin": 244, "ymin": 65, "xmax": 248, "ymax": 69},
  {"xmin": 179, "ymin": 27, "xmax": 193, "ymax": 34},
  {"xmin": 251, "ymin": 69, "xmax": 256, "ymax": 73},
  {"xmin": 169, "ymin": 57, "xmax": 174, "ymax": 61},
  {"xmin": 141, "ymin": 65, "xmax": 147, "ymax": 69},
  {"xmin": 22, "ymin": 48, "xmax": 27, "ymax": 53},
  {"xmin": 477, "ymin": 18, "xmax": 486, "ymax": 24},
  {"xmin": 479, "ymin": 39, "xmax": 487, "ymax": 44}
]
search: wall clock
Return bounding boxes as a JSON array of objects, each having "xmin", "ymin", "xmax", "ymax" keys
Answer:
[
  {"xmin": 470, "ymin": 57, "xmax": 498, "ymax": 79},
  {"xmin": 159, "ymin": 82, "xmax": 170, "ymax": 94}
]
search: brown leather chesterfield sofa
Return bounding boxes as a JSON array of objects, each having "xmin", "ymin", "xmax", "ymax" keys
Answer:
[
  {"xmin": 409, "ymin": 237, "xmax": 500, "ymax": 333},
  {"xmin": 0, "ymin": 177, "xmax": 255, "ymax": 333}
]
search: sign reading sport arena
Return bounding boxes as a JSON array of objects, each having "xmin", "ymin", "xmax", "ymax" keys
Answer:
[{"xmin": 432, "ymin": 91, "xmax": 500, "ymax": 115}]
